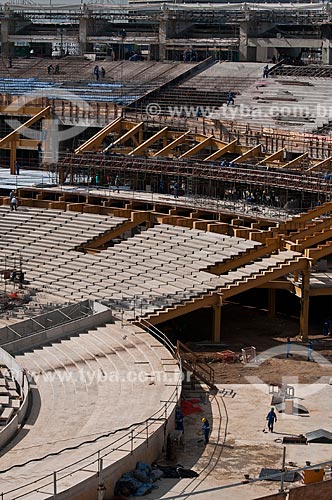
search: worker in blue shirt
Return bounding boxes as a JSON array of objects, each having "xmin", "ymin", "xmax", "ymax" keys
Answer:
[
  {"xmin": 266, "ymin": 408, "xmax": 277, "ymax": 432},
  {"xmin": 201, "ymin": 417, "xmax": 210, "ymax": 444}
]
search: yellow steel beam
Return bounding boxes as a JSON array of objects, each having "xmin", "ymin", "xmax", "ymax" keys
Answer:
[
  {"xmin": 179, "ymin": 136, "xmax": 213, "ymax": 159},
  {"xmin": 153, "ymin": 130, "xmax": 191, "ymax": 157},
  {"xmin": 128, "ymin": 127, "xmax": 168, "ymax": 156},
  {"xmin": 284, "ymin": 201, "xmax": 332, "ymax": 229},
  {"xmin": 288, "ymin": 217, "xmax": 332, "ymax": 243},
  {"xmin": 204, "ymin": 139, "xmax": 237, "ymax": 162},
  {"xmin": 18, "ymin": 139, "xmax": 40, "ymax": 149},
  {"xmin": 2, "ymin": 139, "xmax": 40, "ymax": 149},
  {"xmin": 212, "ymin": 137, "xmax": 229, "ymax": 148},
  {"xmin": 9, "ymin": 134, "xmax": 18, "ymax": 176},
  {"xmin": 233, "ymin": 144, "xmax": 262, "ymax": 164},
  {"xmin": 280, "ymin": 152, "xmax": 308, "ymax": 169},
  {"xmin": 256, "ymin": 148, "xmax": 285, "ymax": 166},
  {"xmin": 0, "ymin": 106, "xmax": 51, "ymax": 149},
  {"xmin": 147, "ymin": 293, "xmax": 220, "ymax": 325},
  {"xmin": 75, "ymin": 117, "xmax": 122, "ymax": 154},
  {"xmin": 307, "ymin": 156, "xmax": 332, "ymax": 172},
  {"xmin": 111, "ymin": 122, "xmax": 144, "ymax": 147},
  {"xmin": 305, "ymin": 241, "xmax": 332, "ymax": 261},
  {"xmin": 222, "ymin": 257, "xmax": 308, "ymax": 299},
  {"xmin": 0, "ymin": 105, "xmax": 45, "ymax": 115},
  {"xmin": 296, "ymin": 227, "xmax": 332, "ymax": 251}
]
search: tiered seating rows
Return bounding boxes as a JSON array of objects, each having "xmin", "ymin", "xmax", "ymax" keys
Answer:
[{"xmin": 0, "ymin": 321, "xmax": 178, "ymax": 497}]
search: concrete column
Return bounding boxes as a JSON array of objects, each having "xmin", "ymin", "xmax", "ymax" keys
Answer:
[
  {"xmin": 9, "ymin": 134, "xmax": 18, "ymax": 175},
  {"xmin": 1, "ymin": 9, "xmax": 14, "ymax": 58},
  {"xmin": 79, "ymin": 15, "xmax": 88, "ymax": 56},
  {"xmin": 322, "ymin": 39, "xmax": 332, "ymax": 65},
  {"xmin": 268, "ymin": 288, "xmax": 276, "ymax": 318},
  {"xmin": 212, "ymin": 303, "xmax": 221, "ymax": 343},
  {"xmin": 239, "ymin": 19, "xmax": 257, "ymax": 62},
  {"xmin": 158, "ymin": 15, "xmax": 167, "ymax": 62},
  {"xmin": 43, "ymin": 110, "xmax": 59, "ymax": 166},
  {"xmin": 300, "ymin": 270, "xmax": 310, "ymax": 341}
]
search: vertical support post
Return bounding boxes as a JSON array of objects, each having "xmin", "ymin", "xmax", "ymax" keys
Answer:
[
  {"xmin": 279, "ymin": 446, "xmax": 286, "ymax": 493},
  {"xmin": 268, "ymin": 288, "xmax": 276, "ymax": 318},
  {"xmin": 97, "ymin": 457, "xmax": 106, "ymax": 500},
  {"xmin": 130, "ymin": 430, "xmax": 134, "ymax": 455},
  {"xmin": 300, "ymin": 269, "xmax": 310, "ymax": 341},
  {"xmin": 158, "ymin": 13, "xmax": 167, "ymax": 62},
  {"xmin": 212, "ymin": 296, "xmax": 222, "ymax": 343},
  {"xmin": 10, "ymin": 134, "xmax": 18, "ymax": 175},
  {"xmin": 53, "ymin": 471, "xmax": 57, "ymax": 498},
  {"xmin": 79, "ymin": 11, "xmax": 88, "ymax": 56},
  {"xmin": 146, "ymin": 419, "xmax": 149, "ymax": 447}
]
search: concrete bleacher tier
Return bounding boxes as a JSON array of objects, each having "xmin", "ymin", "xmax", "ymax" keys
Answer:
[
  {"xmin": 146, "ymin": 61, "xmax": 267, "ymax": 115},
  {"xmin": 0, "ymin": 207, "xmax": 303, "ymax": 320},
  {"xmin": 228, "ymin": 68, "xmax": 332, "ymax": 132},
  {"xmin": 0, "ymin": 320, "xmax": 180, "ymax": 498},
  {"xmin": 180, "ymin": 61, "xmax": 262, "ymax": 93},
  {"xmin": 0, "ymin": 58, "xmax": 197, "ymax": 103},
  {"xmin": 0, "ymin": 367, "xmax": 22, "ymax": 425}
]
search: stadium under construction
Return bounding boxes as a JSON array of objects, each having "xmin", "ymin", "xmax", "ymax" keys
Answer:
[{"xmin": 0, "ymin": 2, "xmax": 332, "ymax": 499}]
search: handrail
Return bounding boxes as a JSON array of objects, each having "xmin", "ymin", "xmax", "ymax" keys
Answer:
[
  {"xmin": 0, "ymin": 319, "xmax": 182, "ymax": 499},
  {"xmin": 176, "ymin": 340, "xmax": 215, "ymax": 387},
  {"xmin": 0, "ymin": 302, "xmax": 93, "ymax": 348}
]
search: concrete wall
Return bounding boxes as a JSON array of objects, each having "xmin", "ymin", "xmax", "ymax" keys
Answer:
[
  {"xmin": 1, "ymin": 301, "xmax": 113, "ymax": 355},
  {"xmin": 0, "ymin": 351, "xmax": 29, "ymax": 449},
  {"xmin": 53, "ymin": 406, "xmax": 176, "ymax": 499},
  {"xmin": 289, "ymin": 479, "xmax": 332, "ymax": 500},
  {"xmin": 255, "ymin": 493, "xmax": 287, "ymax": 500}
]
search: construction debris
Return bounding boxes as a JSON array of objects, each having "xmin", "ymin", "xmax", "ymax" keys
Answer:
[
  {"xmin": 215, "ymin": 350, "xmax": 239, "ymax": 363},
  {"xmin": 259, "ymin": 468, "xmax": 300, "ymax": 482},
  {"xmin": 306, "ymin": 429, "xmax": 332, "ymax": 444},
  {"xmin": 282, "ymin": 435, "xmax": 307, "ymax": 445},
  {"xmin": 241, "ymin": 346, "xmax": 257, "ymax": 364}
]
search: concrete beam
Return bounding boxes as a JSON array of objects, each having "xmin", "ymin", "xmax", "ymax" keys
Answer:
[
  {"xmin": 112, "ymin": 122, "xmax": 144, "ymax": 147},
  {"xmin": 179, "ymin": 136, "xmax": 213, "ymax": 159},
  {"xmin": 75, "ymin": 117, "xmax": 122, "ymax": 154},
  {"xmin": 281, "ymin": 152, "xmax": 308, "ymax": 170},
  {"xmin": 153, "ymin": 130, "xmax": 190, "ymax": 157},
  {"xmin": 204, "ymin": 139, "xmax": 237, "ymax": 162},
  {"xmin": 256, "ymin": 148, "xmax": 285, "ymax": 166},
  {"xmin": 307, "ymin": 156, "xmax": 332, "ymax": 172},
  {"xmin": 129, "ymin": 127, "xmax": 168, "ymax": 156},
  {"xmin": 233, "ymin": 144, "xmax": 262, "ymax": 164}
]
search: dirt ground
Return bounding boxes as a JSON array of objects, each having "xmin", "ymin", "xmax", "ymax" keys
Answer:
[{"xmin": 190, "ymin": 304, "xmax": 332, "ymax": 385}]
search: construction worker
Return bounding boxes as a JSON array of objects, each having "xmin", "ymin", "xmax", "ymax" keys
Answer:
[
  {"xmin": 10, "ymin": 195, "xmax": 18, "ymax": 211},
  {"xmin": 286, "ymin": 337, "xmax": 293, "ymax": 358},
  {"xmin": 266, "ymin": 408, "xmax": 277, "ymax": 432},
  {"xmin": 201, "ymin": 417, "xmax": 210, "ymax": 444},
  {"xmin": 227, "ymin": 91, "xmax": 235, "ymax": 106}
]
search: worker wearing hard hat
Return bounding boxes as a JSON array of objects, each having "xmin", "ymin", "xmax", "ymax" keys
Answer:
[{"xmin": 201, "ymin": 417, "xmax": 210, "ymax": 444}]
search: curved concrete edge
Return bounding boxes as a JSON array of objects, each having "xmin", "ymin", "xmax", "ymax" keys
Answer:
[
  {"xmin": 0, "ymin": 414, "xmax": 19, "ymax": 451},
  {"xmin": 55, "ymin": 408, "xmax": 177, "ymax": 500},
  {"xmin": 0, "ymin": 351, "xmax": 29, "ymax": 450},
  {"xmin": 17, "ymin": 373, "xmax": 29, "ymax": 426}
]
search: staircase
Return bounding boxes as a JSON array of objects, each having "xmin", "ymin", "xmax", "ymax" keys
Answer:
[{"xmin": 176, "ymin": 340, "xmax": 215, "ymax": 389}]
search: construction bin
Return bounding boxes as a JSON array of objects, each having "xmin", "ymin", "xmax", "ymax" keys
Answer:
[{"xmin": 303, "ymin": 468, "xmax": 324, "ymax": 484}]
